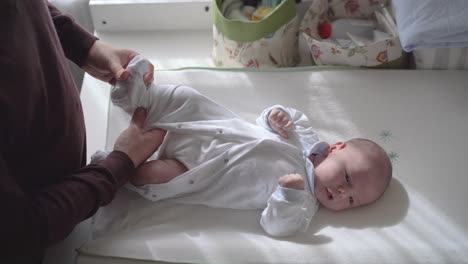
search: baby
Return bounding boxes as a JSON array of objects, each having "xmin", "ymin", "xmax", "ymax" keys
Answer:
[
  {"xmin": 99, "ymin": 56, "xmax": 392, "ymax": 237},
  {"xmin": 132, "ymin": 111, "xmax": 392, "ymax": 213}
]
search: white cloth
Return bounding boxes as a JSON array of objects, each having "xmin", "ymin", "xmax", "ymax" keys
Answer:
[
  {"xmin": 393, "ymin": 0, "xmax": 468, "ymax": 51},
  {"xmin": 112, "ymin": 55, "xmax": 327, "ymax": 236}
]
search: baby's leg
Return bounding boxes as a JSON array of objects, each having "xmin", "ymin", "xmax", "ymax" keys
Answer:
[{"xmin": 131, "ymin": 159, "xmax": 188, "ymax": 186}]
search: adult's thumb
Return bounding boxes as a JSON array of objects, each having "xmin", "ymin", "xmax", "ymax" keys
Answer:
[{"xmin": 111, "ymin": 61, "xmax": 130, "ymax": 81}]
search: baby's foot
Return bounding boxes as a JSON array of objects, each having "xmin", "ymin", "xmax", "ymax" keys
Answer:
[{"xmin": 90, "ymin": 150, "xmax": 111, "ymax": 164}]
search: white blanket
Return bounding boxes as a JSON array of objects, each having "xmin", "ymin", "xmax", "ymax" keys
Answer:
[
  {"xmin": 393, "ymin": 0, "xmax": 468, "ymax": 51},
  {"xmin": 78, "ymin": 68, "xmax": 468, "ymax": 264}
]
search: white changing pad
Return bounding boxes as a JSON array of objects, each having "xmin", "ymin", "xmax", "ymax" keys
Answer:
[{"xmin": 77, "ymin": 68, "xmax": 468, "ymax": 264}]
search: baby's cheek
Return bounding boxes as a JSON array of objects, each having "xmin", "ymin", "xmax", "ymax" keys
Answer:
[
  {"xmin": 314, "ymin": 168, "xmax": 330, "ymax": 183},
  {"xmin": 319, "ymin": 165, "xmax": 342, "ymax": 183}
]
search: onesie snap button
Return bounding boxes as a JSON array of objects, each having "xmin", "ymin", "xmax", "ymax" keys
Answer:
[
  {"xmin": 224, "ymin": 158, "xmax": 229, "ymax": 163},
  {"xmin": 189, "ymin": 180, "xmax": 195, "ymax": 184},
  {"xmin": 217, "ymin": 128, "xmax": 223, "ymax": 134},
  {"xmin": 177, "ymin": 124, "xmax": 182, "ymax": 129},
  {"xmin": 152, "ymin": 194, "xmax": 157, "ymax": 198}
]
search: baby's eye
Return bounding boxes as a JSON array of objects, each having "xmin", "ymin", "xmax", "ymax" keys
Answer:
[
  {"xmin": 345, "ymin": 174, "xmax": 350, "ymax": 184},
  {"xmin": 349, "ymin": 196, "xmax": 354, "ymax": 206}
]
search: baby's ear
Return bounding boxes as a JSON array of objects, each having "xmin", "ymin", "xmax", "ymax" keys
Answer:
[{"xmin": 329, "ymin": 141, "xmax": 346, "ymax": 153}]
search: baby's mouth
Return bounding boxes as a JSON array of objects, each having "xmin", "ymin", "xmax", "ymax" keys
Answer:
[{"xmin": 326, "ymin": 187, "xmax": 333, "ymax": 200}]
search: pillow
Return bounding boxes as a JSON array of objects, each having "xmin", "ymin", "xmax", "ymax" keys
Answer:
[{"xmin": 393, "ymin": 0, "xmax": 468, "ymax": 51}]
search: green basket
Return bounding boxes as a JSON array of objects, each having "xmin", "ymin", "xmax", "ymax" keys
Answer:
[{"xmin": 212, "ymin": 0, "xmax": 297, "ymax": 42}]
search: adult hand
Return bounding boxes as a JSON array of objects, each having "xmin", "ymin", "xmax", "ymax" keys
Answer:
[
  {"xmin": 268, "ymin": 109, "xmax": 293, "ymax": 138},
  {"xmin": 278, "ymin": 174, "xmax": 304, "ymax": 190},
  {"xmin": 83, "ymin": 40, "xmax": 154, "ymax": 86},
  {"xmin": 114, "ymin": 108, "xmax": 166, "ymax": 167}
]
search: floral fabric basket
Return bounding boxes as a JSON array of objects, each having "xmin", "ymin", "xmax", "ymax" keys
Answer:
[
  {"xmin": 300, "ymin": 0, "xmax": 404, "ymax": 67},
  {"xmin": 212, "ymin": 0, "xmax": 300, "ymax": 68}
]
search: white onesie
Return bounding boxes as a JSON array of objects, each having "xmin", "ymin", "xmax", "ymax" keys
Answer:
[{"xmin": 112, "ymin": 56, "xmax": 329, "ymax": 237}]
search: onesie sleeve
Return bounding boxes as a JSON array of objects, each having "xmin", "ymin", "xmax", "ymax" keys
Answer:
[
  {"xmin": 256, "ymin": 105, "xmax": 320, "ymax": 151},
  {"xmin": 260, "ymin": 186, "xmax": 319, "ymax": 237},
  {"xmin": 110, "ymin": 55, "xmax": 153, "ymax": 114},
  {"xmin": 111, "ymin": 55, "xmax": 239, "ymax": 131},
  {"xmin": 256, "ymin": 105, "xmax": 288, "ymax": 133}
]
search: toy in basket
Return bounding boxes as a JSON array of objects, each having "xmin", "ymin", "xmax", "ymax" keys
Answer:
[
  {"xmin": 300, "ymin": 0, "xmax": 405, "ymax": 67},
  {"xmin": 212, "ymin": 0, "xmax": 300, "ymax": 68}
]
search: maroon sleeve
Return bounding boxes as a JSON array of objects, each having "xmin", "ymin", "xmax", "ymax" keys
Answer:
[
  {"xmin": 0, "ymin": 152, "xmax": 135, "ymax": 256},
  {"xmin": 47, "ymin": 2, "xmax": 98, "ymax": 67}
]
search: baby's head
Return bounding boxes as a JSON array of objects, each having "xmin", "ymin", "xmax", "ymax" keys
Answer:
[{"xmin": 313, "ymin": 138, "xmax": 392, "ymax": 211}]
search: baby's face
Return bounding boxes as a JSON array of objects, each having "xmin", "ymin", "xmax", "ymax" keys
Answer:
[{"xmin": 313, "ymin": 142, "xmax": 384, "ymax": 211}]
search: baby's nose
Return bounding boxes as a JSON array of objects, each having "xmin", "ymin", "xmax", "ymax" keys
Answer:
[{"xmin": 336, "ymin": 187, "xmax": 348, "ymax": 199}]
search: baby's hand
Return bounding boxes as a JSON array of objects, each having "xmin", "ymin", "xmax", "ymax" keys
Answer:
[
  {"xmin": 278, "ymin": 174, "xmax": 304, "ymax": 190},
  {"xmin": 268, "ymin": 109, "xmax": 293, "ymax": 138}
]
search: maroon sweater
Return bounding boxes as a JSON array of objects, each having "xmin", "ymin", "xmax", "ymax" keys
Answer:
[{"xmin": 0, "ymin": 0, "xmax": 135, "ymax": 259}]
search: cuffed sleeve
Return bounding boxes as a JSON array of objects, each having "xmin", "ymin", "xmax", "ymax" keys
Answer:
[
  {"xmin": 256, "ymin": 105, "xmax": 320, "ymax": 152},
  {"xmin": 260, "ymin": 186, "xmax": 319, "ymax": 237},
  {"xmin": 256, "ymin": 105, "xmax": 290, "ymax": 133},
  {"xmin": 0, "ymin": 151, "xmax": 135, "ymax": 257},
  {"xmin": 111, "ymin": 55, "xmax": 153, "ymax": 114},
  {"xmin": 77, "ymin": 151, "xmax": 135, "ymax": 208}
]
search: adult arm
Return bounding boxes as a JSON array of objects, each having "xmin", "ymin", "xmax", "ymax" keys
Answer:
[
  {"xmin": 0, "ymin": 108, "xmax": 162, "ymax": 257},
  {"xmin": 47, "ymin": 2, "xmax": 97, "ymax": 67},
  {"xmin": 0, "ymin": 2, "xmax": 160, "ymax": 257},
  {"xmin": 48, "ymin": 3, "xmax": 155, "ymax": 86},
  {"xmin": 0, "ymin": 152, "xmax": 134, "ymax": 257}
]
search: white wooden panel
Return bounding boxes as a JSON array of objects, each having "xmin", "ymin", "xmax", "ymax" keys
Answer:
[{"xmin": 90, "ymin": 0, "xmax": 213, "ymax": 31}]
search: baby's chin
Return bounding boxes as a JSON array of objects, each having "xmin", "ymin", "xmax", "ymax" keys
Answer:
[{"xmin": 320, "ymin": 203, "xmax": 348, "ymax": 211}]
